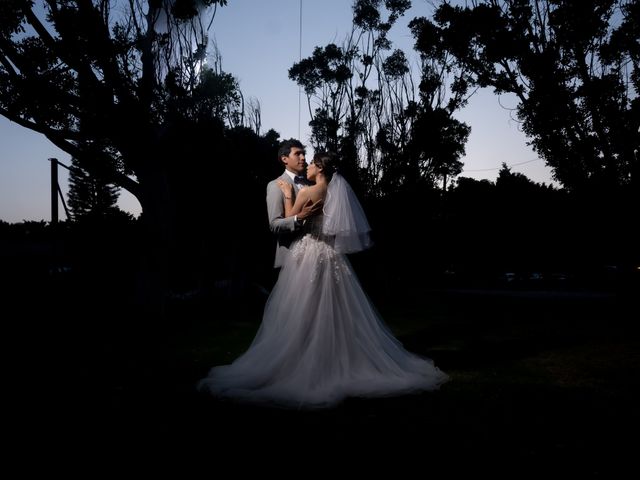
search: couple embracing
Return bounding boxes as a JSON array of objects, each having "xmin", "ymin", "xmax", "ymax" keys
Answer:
[{"xmin": 198, "ymin": 139, "xmax": 448, "ymax": 409}]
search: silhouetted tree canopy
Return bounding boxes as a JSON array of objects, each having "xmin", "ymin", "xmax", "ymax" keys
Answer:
[
  {"xmin": 0, "ymin": 1, "xmax": 288, "ymax": 314},
  {"xmin": 67, "ymin": 156, "xmax": 122, "ymax": 221},
  {"xmin": 421, "ymin": 0, "xmax": 639, "ymax": 193},
  {"xmin": 289, "ymin": 0, "xmax": 470, "ymax": 199},
  {"xmin": 2, "ymin": 1, "xmax": 637, "ymax": 314}
]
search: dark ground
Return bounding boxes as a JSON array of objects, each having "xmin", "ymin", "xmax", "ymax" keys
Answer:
[{"xmin": 4, "ymin": 256, "xmax": 640, "ymax": 475}]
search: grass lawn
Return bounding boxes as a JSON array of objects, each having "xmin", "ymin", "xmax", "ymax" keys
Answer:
[
  {"xmin": 9, "ymin": 276, "xmax": 638, "ymax": 474},
  {"xmin": 78, "ymin": 286, "xmax": 635, "ymax": 473}
]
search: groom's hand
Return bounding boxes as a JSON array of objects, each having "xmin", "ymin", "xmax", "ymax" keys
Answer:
[{"xmin": 297, "ymin": 199, "xmax": 323, "ymax": 220}]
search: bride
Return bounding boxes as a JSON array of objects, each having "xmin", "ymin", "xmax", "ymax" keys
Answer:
[{"xmin": 197, "ymin": 151, "xmax": 448, "ymax": 409}]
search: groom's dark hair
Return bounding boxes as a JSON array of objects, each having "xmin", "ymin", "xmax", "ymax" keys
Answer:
[{"xmin": 277, "ymin": 139, "xmax": 305, "ymax": 164}]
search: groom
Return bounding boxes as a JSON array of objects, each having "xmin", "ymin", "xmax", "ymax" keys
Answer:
[{"xmin": 266, "ymin": 139, "xmax": 322, "ymax": 268}]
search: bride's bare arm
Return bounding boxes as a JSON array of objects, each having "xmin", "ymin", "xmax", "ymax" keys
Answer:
[
  {"xmin": 283, "ymin": 188, "xmax": 310, "ymax": 217},
  {"xmin": 277, "ymin": 180, "xmax": 324, "ymax": 220},
  {"xmin": 289, "ymin": 192, "xmax": 324, "ymax": 221},
  {"xmin": 276, "ymin": 180, "xmax": 305, "ymax": 217}
]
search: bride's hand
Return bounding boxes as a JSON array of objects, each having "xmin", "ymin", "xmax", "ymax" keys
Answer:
[
  {"xmin": 277, "ymin": 180, "xmax": 293, "ymax": 197},
  {"xmin": 297, "ymin": 198, "xmax": 323, "ymax": 220}
]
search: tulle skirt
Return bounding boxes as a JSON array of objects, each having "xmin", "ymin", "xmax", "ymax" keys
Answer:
[{"xmin": 197, "ymin": 234, "xmax": 448, "ymax": 409}]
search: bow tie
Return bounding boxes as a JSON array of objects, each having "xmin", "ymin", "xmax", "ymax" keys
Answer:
[{"xmin": 294, "ymin": 176, "xmax": 307, "ymax": 185}]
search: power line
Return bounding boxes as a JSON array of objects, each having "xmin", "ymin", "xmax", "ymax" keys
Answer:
[
  {"xmin": 297, "ymin": 0, "xmax": 302, "ymax": 139},
  {"xmin": 463, "ymin": 157, "xmax": 542, "ymax": 172}
]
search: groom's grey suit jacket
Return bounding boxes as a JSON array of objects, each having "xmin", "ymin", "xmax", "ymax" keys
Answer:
[{"xmin": 266, "ymin": 172, "xmax": 303, "ymax": 268}]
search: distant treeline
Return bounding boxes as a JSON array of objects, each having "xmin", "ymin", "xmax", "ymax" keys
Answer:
[{"xmin": 2, "ymin": 157, "xmax": 637, "ymax": 298}]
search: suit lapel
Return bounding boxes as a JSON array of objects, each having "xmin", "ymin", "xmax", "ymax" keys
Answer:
[{"xmin": 280, "ymin": 172, "xmax": 297, "ymax": 201}]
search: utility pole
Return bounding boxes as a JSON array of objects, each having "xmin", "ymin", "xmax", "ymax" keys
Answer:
[{"xmin": 50, "ymin": 158, "xmax": 58, "ymax": 227}]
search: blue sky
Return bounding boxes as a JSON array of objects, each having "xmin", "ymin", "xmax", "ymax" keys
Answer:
[{"xmin": 0, "ymin": 0, "xmax": 555, "ymax": 223}]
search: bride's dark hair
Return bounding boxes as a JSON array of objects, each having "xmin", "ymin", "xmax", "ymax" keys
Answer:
[{"xmin": 312, "ymin": 151, "xmax": 338, "ymax": 182}]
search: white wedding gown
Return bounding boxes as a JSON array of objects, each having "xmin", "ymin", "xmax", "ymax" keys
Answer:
[{"xmin": 198, "ymin": 215, "xmax": 448, "ymax": 409}]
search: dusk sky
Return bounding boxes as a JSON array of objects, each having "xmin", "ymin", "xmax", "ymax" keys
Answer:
[{"xmin": 0, "ymin": 0, "xmax": 556, "ymax": 223}]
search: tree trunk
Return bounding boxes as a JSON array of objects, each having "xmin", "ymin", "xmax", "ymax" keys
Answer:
[{"xmin": 133, "ymin": 165, "xmax": 176, "ymax": 320}]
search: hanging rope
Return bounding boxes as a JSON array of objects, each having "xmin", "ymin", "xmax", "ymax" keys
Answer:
[{"xmin": 298, "ymin": 0, "xmax": 302, "ymax": 139}]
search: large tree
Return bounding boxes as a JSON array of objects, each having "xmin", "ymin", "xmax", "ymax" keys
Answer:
[
  {"xmin": 0, "ymin": 0, "xmax": 232, "ymax": 313},
  {"xmin": 424, "ymin": 0, "xmax": 639, "ymax": 192},
  {"xmin": 289, "ymin": 0, "xmax": 470, "ymax": 198}
]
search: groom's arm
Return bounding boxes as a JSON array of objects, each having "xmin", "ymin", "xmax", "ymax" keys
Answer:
[{"xmin": 267, "ymin": 181, "xmax": 298, "ymax": 234}]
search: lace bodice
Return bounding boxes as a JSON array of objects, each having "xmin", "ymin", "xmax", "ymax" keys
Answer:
[{"xmin": 304, "ymin": 213, "xmax": 325, "ymax": 237}]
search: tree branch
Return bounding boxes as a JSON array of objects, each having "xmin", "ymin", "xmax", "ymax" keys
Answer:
[
  {"xmin": 0, "ymin": 106, "xmax": 83, "ymax": 140},
  {"xmin": 46, "ymin": 134, "xmax": 141, "ymax": 197},
  {"xmin": 24, "ymin": 4, "xmax": 102, "ymax": 87},
  {"xmin": 0, "ymin": 46, "xmax": 19, "ymax": 78},
  {"xmin": 0, "ymin": 35, "xmax": 30, "ymax": 74},
  {"xmin": 0, "ymin": 106, "xmax": 140, "ymax": 197}
]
